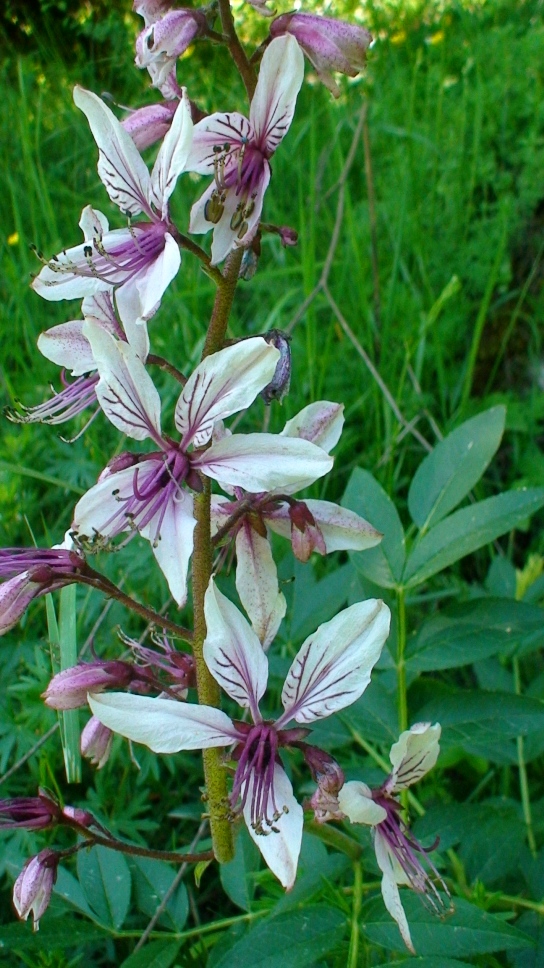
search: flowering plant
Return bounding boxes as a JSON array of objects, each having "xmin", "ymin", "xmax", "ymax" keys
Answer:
[{"xmin": 5, "ymin": 1, "xmax": 541, "ymax": 962}]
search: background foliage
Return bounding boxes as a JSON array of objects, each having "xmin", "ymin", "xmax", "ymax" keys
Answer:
[{"xmin": 0, "ymin": 0, "xmax": 543, "ymax": 964}]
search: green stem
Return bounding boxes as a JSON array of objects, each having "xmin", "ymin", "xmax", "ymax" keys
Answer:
[
  {"xmin": 191, "ymin": 248, "xmax": 244, "ymax": 864},
  {"xmin": 218, "ymin": 0, "xmax": 256, "ymax": 101},
  {"xmin": 396, "ymin": 587, "xmax": 408, "ymax": 735},
  {"xmin": 513, "ymin": 657, "xmax": 537, "ymax": 857},
  {"xmin": 304, "ymin": 820, "xmax": 362, "ymax": 861},
  {"xmin": 348, "ymin": 862, "xmax": 363, "ymax": 968}
]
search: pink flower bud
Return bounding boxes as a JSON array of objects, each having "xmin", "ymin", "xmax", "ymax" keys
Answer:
[
  {"xmin": 81, "ymin": 716, "xmax": 113, "ymax": 769},
  {"xmin": 278, "ymin": 225, "xmax": 298, "ymax": 247},
  {"xmin": 61, "ymin": 805, "xmax": 99, "ymax": 828},
  {"xmin": 0, "ymin": 548, "xmax": 85, "ymax": 635},
  {"xmin": 135, "ymin": 8, "xmax": 207, "ymax": 94},
  {"xmin": 0, "ymin": 792, "xmax": 60, "ymax": 831},
  {"xmin": 270, "ymin": 13, "xmax": 372, "ymax": 97},
  {"xmin": 13, "ymin": 849, "xmax": 59, "ymax": 930},
  {"xmin": 288, "ymin": 501, "xmax": 326, "ymax": 561},
  {"xmin": 122, "ymin": 100, "xmax": 178, "ymax": 150},
  {"xmin": 43, "ymin": 661, "xmax": 137, "ymax": 710}
]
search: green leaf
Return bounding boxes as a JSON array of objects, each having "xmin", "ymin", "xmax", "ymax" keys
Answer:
[
  {"xmin": 403, "ymin": 488, "xmax": 544, "ymax": 587},
  {"xmin": 54, "ymin": 866, "xmax": 95, "ymax": 919},
  {"xmin": 77, "ymin": 845, "xmax": 131, "ymax": 930},
  {"xmin": 416, "ymin": 688, "xmax": 544, "ymax": 763},
  {"xmin": 59, "ymin": 583, "xmax": 81, "ymax": 783},
  {"xmin": 119, "ymin": 941, "xmax": 181, "ymax": 968},
  {"xmin": 362, "ymin": 894, "xmax": 533, "ymax": 955},
  {"xmin": 408, "ymin": 407, "xmax": 506, "ymax": 531},
  {"xmin": 342, "ymin": 674, "xmax": 399, "ymax": 746},
  {"xmin": 273, "ymin": 834, "xmax": 349, "ymax": 916},
  {"xmin": 290, "ymin": 561, "xmax": 355, "ymax": 640},
  {"xmin": 131, "ymin": 856, "xmax": 189, "ymax": 931},
  {"xmin": 406, "ymin": 598, "xmax": 544, "ymax": 672},
  {"xmin": 211, "ymin": 906, "xmax": 346, "ymax": 968},
  {"xmin": 220, "ymin": 825, "xmax": 260, "ymax": 912},
  {"xmin": 0, "ymin": 918, "xmax": 108, "ymax": 951},
  {"xmin": 343, "ymin": 468, "xmax": 406, "ymax": 588},
  {"xmin": 380, "ymin": 959, "xmax": 472, "ymax": 967}
]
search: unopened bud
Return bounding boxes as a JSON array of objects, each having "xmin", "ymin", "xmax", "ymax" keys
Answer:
[
  {"xmin": 0, "ymin": 792, "xmax": 60, "ymax": 831},
  {"xmin": 81, "ymin": 716, "xmax": 113, "ymax": 769},
  {"xmin": 288, "ymin": 501, "xmax": 326, "ymax": 561},
  {"xmin": 43, "ymin": 661, "xmax": 136, "ymax": 710},
  {"xmin": 261, "ymin": 330, "xmax": 291, "ymax": 405},
  {"xmin": 13, "ymin": 849, "xmax": 59, "ymax": 930}
]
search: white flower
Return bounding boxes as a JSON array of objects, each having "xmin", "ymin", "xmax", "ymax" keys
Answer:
[
  {"xmin": 32, "ymin": 87, "xmax": 193, "ymax": 330},
  {"xmin": 89, "ymin": 579, "xmax": 391, "ymax": 888},
  {"xmin": 186, "ymin": 36, "xmax": 304, "ymax": 264},
  {"xmin": 338, "ymin": 723, "xmax": 448, "ymax": 954}
]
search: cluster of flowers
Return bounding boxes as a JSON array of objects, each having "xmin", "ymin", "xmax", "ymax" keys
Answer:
[{"xmin": 1, "ymin": 0, "xmax": 448, "ymax": 953}]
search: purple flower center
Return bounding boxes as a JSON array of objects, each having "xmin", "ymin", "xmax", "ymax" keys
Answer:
[
  {"xmin": 231, "ymin": 723, "xmax": 285, "ymax": 834},
  {"xmin": 47, "ymin": 221, "xmax": 169, "ymax": 288}
]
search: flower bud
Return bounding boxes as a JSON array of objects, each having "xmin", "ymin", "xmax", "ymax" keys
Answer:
[
  {"xmin": 270, "ymin": 13, "xmax": 372, "ymax": 97},
  {"xmin": 81, "ymin": 716, "xmax": 113, "ymax": 769},
  {"xmin": 278, "ymin": 225, "xmax": 298, "ymax": 247},
  {"xmin": 0, "ymin": 792, "xmax": 60, "ymax": 831},
  {"xmin": 43, "ymin": 661, "xmax": 137, "ymax": 710},
  {"xmin": 301, "ymin": 746, "xmax": 346, "ymax": 823},
  {"xmin": 136, "ymin": 8, "xmax": 207, "ymax": 94},
  {"xmin": 13, "ymin": 849, "xmax": 59, "ymax": 930},
  {"xmin": 122, "ymin": 100, "xmax": 178, "ymax": 150},
  {"xmin": 261, "ymin": 330, "xmax": 292, "ymax": 405},
  {"xmin": 288, "ymin": 501, "xmax": 326, "ymax": 561}
]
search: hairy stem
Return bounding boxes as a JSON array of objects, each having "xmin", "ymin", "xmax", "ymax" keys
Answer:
[{"xmin": 191, "ymin": 248, "xmax": 244, "ymax": 864}]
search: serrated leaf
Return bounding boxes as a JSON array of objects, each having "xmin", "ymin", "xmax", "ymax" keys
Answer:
[
  {"xmin": 131, "ymin": 856, "xmax": 188, "ymax": 931},
  {"xmin": 406, "ymin": 598, "xmax": 544, "ymax": 672},
  {"xmin": 120, "ymin": 940, "xmax": 181, "ymax": 968},
  {"xmin": 403, "ymin": 488, "xmax": 544, "ymax": 587},
  {"xmin": 343, "ymin": 468, "xmax": 406, "ymax": 588},
  {"xmin": 362, "ymin": 894, "xmax": 533, "ymax": 955},
  {"xmin": 408, "ymin": 407, "xmax": 505, "ymax": 531},
  {"xmin": 212, "ymin": 906, "xmax": 346, "ymax": 968},
  {"xmin": 77, "ymin": 845, "xmax": 131, "ymax": 930}
]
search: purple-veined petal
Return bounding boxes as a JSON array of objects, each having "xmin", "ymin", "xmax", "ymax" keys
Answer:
[
  {"xmin": 242, "ymin": 763, "xmax": 303, "ymax": 889},
  {"xmin": 387, "ymin": 723, "xmax": 441, "ymax": 793},
  {"xmin": 281, "ymin": 401, "xmax": 344, "ymax": 452},
  {"xmin": 150, "ymin": 90, "xmax": 193, "ymax": 217},
  {"xmin": 174, "ymin": 338, "xmax": 279, "ymax": 448},
  {"xmin": 115, "ymin": 231, "xmax": 180, "ymax": 327},
  {"xmin": 88, "ymin": 692, "xmax": 239, "ymax": 751},
  {"xmin": 210, "ymin": 163, "xmax": 269, "ymax": 265},
  {"xmin": 113, "ymin": 289, "xmax": 150, "ymax": 362},
  {"xmin": 374, "ymin": 832, "xmax": 415, "ymax": 954},
  {"xmin": 203, "ymin": 579, "xmax": 268, "ymax": 719},
  {"xmin": 83, "ymin": 321, "xmax": 162, "ymax": 441},
  {"xmin": 279, "ymin": 599, "xmax": 390, "ymax": 726},
  {"xmin": 79, "ymin": 206, "xmax": 109, "ymax": 239},
  {"xmin": 71, "ymin": 465, "xmax": 142, "ymax": 541},
  {"xmin": 186, "ymin": 112, "xmax": 252, "ymax": 174},
  {"xmin": 73, "ymin": 86, "xmax": 152, "ymax": 218},
  {"xmin": 337, "ymin": 781, "xmax": 387, "ymax": 825},
  {"xmin": 37, "ymin": 321, "xmax": 95, "ymax": 376},
  {"xmin": 250, "ymin": 35, "xmax": 304, "ymax": 155},
  {"xmin": 140, "ymin": 487, "xmax": 195, "ymax": 606},
  {"xmin": 195, "ymin": 434, "xmax": 333, "ymax": 493},
  {"xmin": 235, "ymin": 524, "xmax": 286, "ymax": 649},
  {"xmin": 266, "ymin": 499, "xmax": 382, "ymax": 553}
]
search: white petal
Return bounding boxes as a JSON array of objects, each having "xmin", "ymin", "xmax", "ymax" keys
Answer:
[
  {"xmin": 243, "ymin": 763, "xmax": 303, "ymax": 889},
  {"xmin": 37, "ymin": 320, "xmax": 95, "ymax": 375},
  {"xmin": 235, "ymin": 525, "xmax": 286, "ymax": 649},
  {"xmin": 88, "ymin": 692, "xmax": 239, "ymax": 752},
  {"xmin": 113, "ymin": 287, "xmax": 150, "ymax": 361},
  {"xmin": 375, "ymin": 832, "xmax": 415, "ymax": 954},
  {"xmin": 337, "ymin": 781, "xmax": 387, "ymax": 825},
  {"xmin": 203, "ymin": 579, "xmax": 268, "ymax": 715},
  {"xmin": 150, "ymin": 90, "xmax": 193, "ymax": 217},
  {"xmin": 175, "ymin": 338, "xmax": 279, "ymax": 448},
  {"xmin": 133, "ymin": 231, "xmax": 181, "ymax": 320},
  {"xmin": 280, "ymin": 600, "xmax": 390, "ymax": 725},
  {"xmin": 82, "ymin": 321, "xmax": 162, "ymax": 440},
  {"xmin": 196, "ymin": 434, "xmax": 333, "ymax": 492},
  {"xmin": 74, "ymin": 87, "xmax": 151, "ymax": 217},
  {"xmin": 72, "ymin": 467, "xmax": 139, "ymax": 540},
  {"xmin": 267, "ymin": 499, "xmax": 382, "ymax": 553},
  {"xmin": 79, "ymin": 205, "xmax": 109, "ymax": 239},
  {"xmin": 388, "ymin": 723, "xmax": 441, "ymax": 792},
  {"xmin": 140, "ymin": 489, "xmax": 195, "ymax": 606},
  {"xmin": 281, "ymin": 401, "xmax": 344, "ymax": 453},
  {"xmin": 82, "ymin": 291, "xmax": 120, "ymax": 332},
  {"xmin": 250, "ymin": 35, "xmax": 305, "ymax": 154},
  {"xmin": 186, "ymin": 112, "xmax": 252, "ymax": 174}
]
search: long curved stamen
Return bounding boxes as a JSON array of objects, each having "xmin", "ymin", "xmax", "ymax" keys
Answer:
[
  {"xmin": 231, "ymin": 725, "xmax": 283, "ymax": 834},
  {"xmin": 6, "ymin": 374, "xmax": 99, "ymax": 426}
]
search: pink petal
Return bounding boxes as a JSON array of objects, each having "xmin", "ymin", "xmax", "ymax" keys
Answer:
[
  {"xmin": 195, "ymin": 433, "xmax": 333, "ymax": 493},
  {"xmin": 281, "ymin": 401, "xmax": 344, "ymax": 452}
]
